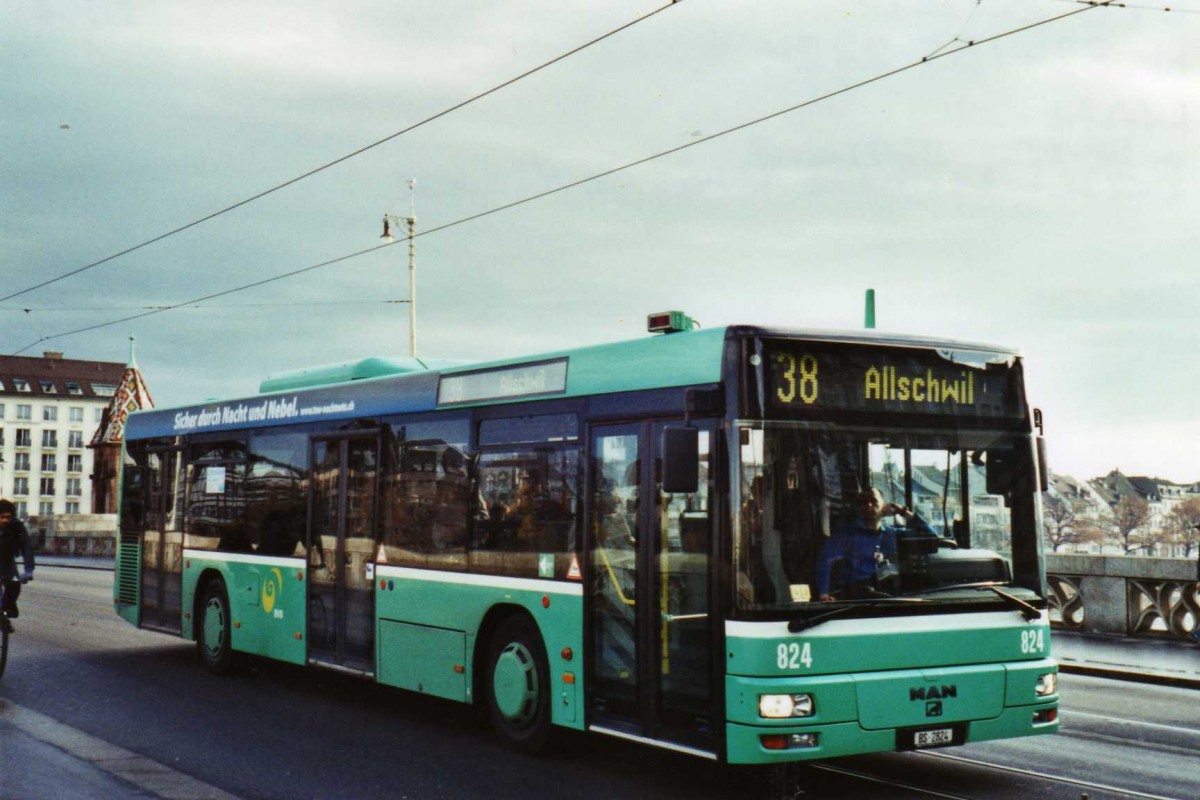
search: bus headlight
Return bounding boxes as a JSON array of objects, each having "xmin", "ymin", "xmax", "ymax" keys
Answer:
[
  {"xmin": 759, "ymin": 693, "xmax": 814, "ymax": 719},
  {"xmin": 1035, "ymin": 672, "xmax": 1057, "ymax": 697}
]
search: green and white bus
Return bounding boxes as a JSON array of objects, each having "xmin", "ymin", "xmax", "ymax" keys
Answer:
[{"xmin": 114, "ymin": 314, "xmax": 1058, "ymax": 764}]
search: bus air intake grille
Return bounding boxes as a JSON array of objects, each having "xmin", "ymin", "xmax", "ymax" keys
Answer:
[{"xmin": 116, "ymin": 531, "xmax": 141, "ymax": 606}]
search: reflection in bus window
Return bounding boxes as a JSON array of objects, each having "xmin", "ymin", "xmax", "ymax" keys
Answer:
[
  {"xmin": 185, "ymin": 442, "xmax": 250, "ymax": 553},
  {"xmin": 247, "ymin": 431, "xmax": 307, "ymax": 557},
  {"xmin": 181, "ymin": 436, "xmax": 307, "ymax": 557},
  {"xmin": 381, "ymin": 438, "xmax": 471, "ymax": 570},
  {"xmin": 473, "ymin": 448, "xmax": 579, "ymax": 578}
]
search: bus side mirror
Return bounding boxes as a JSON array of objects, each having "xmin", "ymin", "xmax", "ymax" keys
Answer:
[
  {"xmin": 1036, "ymin": 436, "xmax": 1049, "ymax": 493},
  {"xmin": 985, "ymin": 450, "xmax": 1014, "ymax": 496},
  {"xmin": 661, "ymin": 426, "xmax": 699, "ymax": 494}
]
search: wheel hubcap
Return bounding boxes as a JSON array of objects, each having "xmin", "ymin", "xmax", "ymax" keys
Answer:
[
  {"xmin": 203, "ymin": 597, "xmax": 226, "ymax": 657},
  {"xmin": 493, "ymin": 642, "xmax": 539, "ymax": 725}
]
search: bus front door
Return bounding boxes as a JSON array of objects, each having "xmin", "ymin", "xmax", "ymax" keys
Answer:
[
  {"xmin": 308, "ymin": 434, "xmax": 380, "ymax": 673},
  {"xmin": 588, "ymin": 421, "xmax": 715, "ymax": 753}
]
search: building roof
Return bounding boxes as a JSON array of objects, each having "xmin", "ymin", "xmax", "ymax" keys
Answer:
[
  {"xmin": 1087, "ymin": 469, "xmax": 1188, "ymax": 506},
  {"xmin": 1050, "ymin": 473, "xmax": 1099, "ymax": 499},
  {"xmin": 90, "ymin": 364, "xmax": 155, "ymax": 446},
  {"xmin": 0, "ymin": 352, "xmax": 127, "ymax": 399}
]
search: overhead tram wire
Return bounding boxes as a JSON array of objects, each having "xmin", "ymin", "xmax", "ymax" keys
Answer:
[
  {"xmin": 9, "ymin": 1, "xmax": 1113, "ymax": 357},
  {"xmin": 0, "ymin": 0, "xmax": 687, "ymax": 305},
  {"xmin": 1059, "ymin": 0, "xmax": 1200, "ymax": 11},
  {"xmin": 1, "ymin": 299, "xmax": 406, "ymax": 313},
  {"xmin": 11, "ymin": 244, "xmax": 390, "ymax": 355},
  {"xmin": 300, "ymin": 1, "xmax": 1123, "ymax": 244}
]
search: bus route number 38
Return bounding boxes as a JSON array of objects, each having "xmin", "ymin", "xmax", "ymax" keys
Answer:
[
  {"xmin": 775, "ymin": 354, "xmax": 819, "ymax": 405},
  {"xmin": 777, "ymin": 642, "xmax": 813, "ymax": 670}
]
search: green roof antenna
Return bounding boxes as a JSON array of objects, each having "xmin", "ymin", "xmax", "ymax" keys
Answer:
[{"xmin": 865, "ymin": 288, "xmax": 876, "ymax": 329}]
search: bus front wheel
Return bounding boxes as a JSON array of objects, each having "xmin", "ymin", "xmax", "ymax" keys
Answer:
[
  {"xmin": 485, "ymin": 615, "xmax": 552, "ymax": 754},
  {"xmin": 198, "ymin": 580, "xmax": 237, "ymax": 675}
]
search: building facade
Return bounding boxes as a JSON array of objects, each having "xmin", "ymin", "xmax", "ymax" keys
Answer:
[
  {"xmin": 1087, "ymin": 468, "xmax": 1200, "ymax": 555},
  {"xmin": 0, "ymin": 351, "xmax": 127, "ymax": 519}
]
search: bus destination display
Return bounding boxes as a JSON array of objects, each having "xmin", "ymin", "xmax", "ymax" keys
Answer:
[
  {"xmin": 438, "ymin": 358, "xmax": 568, "ymax": 406},
  {"xmin": 764, "ymin": 342, "xmax": 1022, "ymax": 419}
]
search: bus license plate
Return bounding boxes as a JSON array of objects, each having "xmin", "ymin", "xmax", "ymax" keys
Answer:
[{"xmin": 913, "ymin": 728, "xmax": 954, "ymax": 748}]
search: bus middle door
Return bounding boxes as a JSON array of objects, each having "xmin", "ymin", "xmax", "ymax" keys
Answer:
[{"xmin": 308, "ymin": 433, "xmax": 380, "ymax": 673}]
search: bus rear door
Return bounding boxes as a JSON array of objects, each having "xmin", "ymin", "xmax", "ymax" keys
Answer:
[{"xmin": 141, "ymin": 446, "xmax": 184, "ymax": 634}]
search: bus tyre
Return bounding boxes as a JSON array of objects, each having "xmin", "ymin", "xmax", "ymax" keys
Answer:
[
  {"xmin": 485, "ymin": 616, "xmax": 552, "ymax": 754},
  {"xmin": 198, "ymin": 580, "xmax": 237, "ymax": 675}
]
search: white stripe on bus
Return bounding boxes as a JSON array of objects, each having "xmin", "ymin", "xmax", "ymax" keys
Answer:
[
  {"xmin": 725, "ymin": 610, "xmax": 1046, "ymax": 639},
  {"xmin": 376, "ymin": 565, "xmax": 583, "ymax": 596},
  {"xmin": 181, "ymin": 550, "xmax": 584, "ymax": 596},
  {"xmin": 183, "ymin": 549, "xmax": 305, "ymax": 568}
]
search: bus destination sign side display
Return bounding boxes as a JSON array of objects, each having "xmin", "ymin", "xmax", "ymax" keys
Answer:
[
  {"xmin": 765, "ymin": 343, "xmax": 1020, "ymax": 418},
  {"xmin": 438, "ymin": 358, "xmax": 569, "ymax": 406}
]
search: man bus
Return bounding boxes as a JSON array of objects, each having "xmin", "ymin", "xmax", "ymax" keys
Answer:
[{"xmin": 115, "ymin": 314, "xmax": 1057, "ymax": 767}]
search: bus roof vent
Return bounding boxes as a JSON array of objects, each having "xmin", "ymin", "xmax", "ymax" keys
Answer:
[
  {"xmin": 647, "ymin": 310, "xmax": 696, "ymax": 334},
  {"xmin": 259, "ymin": 356, "xmax": 467, "ymax": 393}
]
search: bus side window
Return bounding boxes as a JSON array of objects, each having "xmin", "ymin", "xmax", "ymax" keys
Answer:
[
  {"xmin": 472, "ymin": 448, "xmax": 579, "ymax": 578},
  {"xmin": 381, "ymin": 440, "xmax": 469, "ymax": 570}
]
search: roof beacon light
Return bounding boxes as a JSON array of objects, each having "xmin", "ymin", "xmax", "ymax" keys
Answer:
[{"xmin": 647, "ymin": 310, "xmax": 694, "ymax": 334}]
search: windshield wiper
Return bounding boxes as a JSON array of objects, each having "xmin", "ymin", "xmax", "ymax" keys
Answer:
[
  {"xmin": 990, "ymin": 586, "xmax": 1042, "ymax": 622},
  {"xmin": 902, "ymin": 582, "xmax": 1042, "ymax": 622},
  {"xmin": 903, "ymin": 581, "xmax": 1006, "ymax": 595},
  {"xmin": 788, "ymin": 597, "xmax": 926, "ymax": 633}
]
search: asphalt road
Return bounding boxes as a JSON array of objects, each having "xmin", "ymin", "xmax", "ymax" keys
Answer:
[{"xmin": 4, "ymin": 567, "xmax": 1197, "ymax": 800}]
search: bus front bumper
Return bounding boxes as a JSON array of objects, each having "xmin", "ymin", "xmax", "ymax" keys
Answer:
[{"xmin": 725, "ymin": 701, "xmax": 1059, "ymax": 764}]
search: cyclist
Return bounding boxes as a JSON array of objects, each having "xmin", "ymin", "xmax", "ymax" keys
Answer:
[{"xmin": 0, "ymin": 499, "xmax": 35, "ymax": 634}]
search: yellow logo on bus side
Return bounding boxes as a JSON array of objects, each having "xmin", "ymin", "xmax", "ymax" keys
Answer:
[{"xmin": 262, "ymin": 567, "xmax": 283, "ymax": 614}]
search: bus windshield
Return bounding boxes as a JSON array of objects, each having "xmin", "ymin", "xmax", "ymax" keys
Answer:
[{"xmin": 735, "ymin": 423, "xmax": 1043, "ymax": 615}]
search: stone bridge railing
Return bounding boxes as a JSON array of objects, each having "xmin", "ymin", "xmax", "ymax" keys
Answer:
[
  {"xmin": 27, "ymin": 513, "xmax": 117, "ymax": 559},
  {"xmin": 1046, "ymin": 554, "xmax": 1200, "ymax": 640}
]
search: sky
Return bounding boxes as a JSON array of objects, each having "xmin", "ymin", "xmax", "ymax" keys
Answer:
[{"xmin": 2, "ymin": 0, "xmax": 1197, "ymax": 482}]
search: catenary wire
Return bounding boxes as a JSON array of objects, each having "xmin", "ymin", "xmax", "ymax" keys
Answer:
[
  {"xmin": 1061, "ymin": 0, "xmax": 1200, "ymax": 11},
  {"xmin": 8, "ymin": 1, "xmax": 1113, "ymax": 356},
  {"xmin": 0, "ymin": 1, "xmax": 686, "ymax": 305},
  {"xmin": 12, "ymin": 244, "xmax": 390, "ymax": 354},
  {"xmin": 1, "ymin": 300, "xmax": 406, "ymax": 313}
]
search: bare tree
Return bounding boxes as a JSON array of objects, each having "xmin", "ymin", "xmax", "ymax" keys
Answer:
[
  {"xmin": 1043, "ymin": 495, "xmax": 1103, "ymax": 552},
  {"xmin": 1164, "ymin": 497, "xmax": 1200, "ymax": 557},
  {"xmin": 1111, "ymin": 495, "xmax": 1152, "ymax": 554}
]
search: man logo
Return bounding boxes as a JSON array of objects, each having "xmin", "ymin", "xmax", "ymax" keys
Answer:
[
  {"xmin": 911, "ymin": 685, "xmax": 956, "ymax": 717},
  {"xmin": 909, "ymin": 684, "xmax": 957, "ymax": 701}
]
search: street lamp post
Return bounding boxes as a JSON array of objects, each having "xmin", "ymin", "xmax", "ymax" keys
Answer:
[{"xmin": 381, "ymin": 178, "xmax": 418, "ymax": 357}]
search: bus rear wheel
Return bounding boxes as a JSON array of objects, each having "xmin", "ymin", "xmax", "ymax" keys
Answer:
[
  {"xmin": 198, "ymin": 580, "xmax": 237, "ymax": 675},
  {"xmin": 485, "ymin": 615, "xmax": 552, "ymax": 754}
]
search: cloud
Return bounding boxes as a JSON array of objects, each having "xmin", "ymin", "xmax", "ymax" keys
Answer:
[{"xmin": 1, "ymin": 0, "xmax": 1196, "ymax": 482}]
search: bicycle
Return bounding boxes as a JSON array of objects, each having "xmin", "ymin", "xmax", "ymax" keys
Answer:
[
  {"xmin": 0, "ymin": 572, "xmax": 31, "ymax": 681},
  {"xmin": 0, "ymin": 584, "xmax": 9, "ymax": 681}
]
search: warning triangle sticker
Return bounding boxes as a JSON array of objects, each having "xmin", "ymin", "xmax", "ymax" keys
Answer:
[
  {"xmin": 567, "ymin": 554, "xmax": 582, "ymax": 580},
  {"xmin": 376, "ymin": 543, "xmax": 388, "ymax": 564}
]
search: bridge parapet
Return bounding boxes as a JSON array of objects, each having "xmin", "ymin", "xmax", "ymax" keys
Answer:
[{"xmin": 1046, "ymin": 554, "xmax": 1200, "ymax": 639}]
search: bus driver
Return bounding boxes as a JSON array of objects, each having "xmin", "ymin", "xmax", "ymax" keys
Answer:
[{"xmin": 815, "ymin": 488, "xmax": 931, "ymax": 601}]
